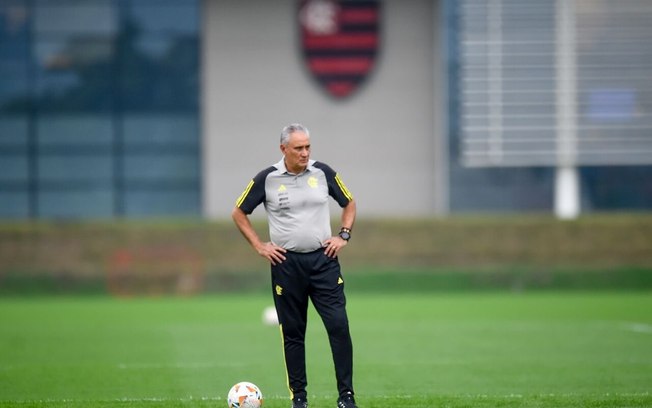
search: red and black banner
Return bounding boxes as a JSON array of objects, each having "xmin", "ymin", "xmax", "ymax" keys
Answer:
[{"xmin": 299, "ymin": 0, "xmax": 381, "ymax": 99}]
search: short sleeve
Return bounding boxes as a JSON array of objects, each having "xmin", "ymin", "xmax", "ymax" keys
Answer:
[
  {"xmin": 235, "ymin": 166, "xmax": 275, "ymax": 214},
  {"xmin": 313, "ymin": 161, "xmax": 353, "ymax": 208}
]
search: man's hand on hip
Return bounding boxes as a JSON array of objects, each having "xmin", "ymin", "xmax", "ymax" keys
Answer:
[
  {"xmin": 323, "ymin": 236, "xmax": 347, "ymax": 258},
  {"xmin": 257, "ymin": 242, "xmax": 287, "ymax": 265}
]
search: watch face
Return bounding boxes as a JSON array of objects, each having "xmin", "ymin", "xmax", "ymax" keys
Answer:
[{"xmin": 339, "ymin": 231, "xmax": 351, "ymax": 241}]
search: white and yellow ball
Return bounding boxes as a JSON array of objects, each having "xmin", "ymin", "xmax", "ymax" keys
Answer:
[{"xmin": 227, "ymin": 381, "xmax": 263, "ymax": 408}]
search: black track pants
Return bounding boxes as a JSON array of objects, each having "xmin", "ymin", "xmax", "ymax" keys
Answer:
[{"xmin": 271, "ymin": 249, "xmax": 354, "ymax": 400}]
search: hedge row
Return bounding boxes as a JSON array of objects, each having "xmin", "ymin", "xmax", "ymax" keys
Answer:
[{"xmin": 1, "ymin": 214, "xmax": 651, "ymax": 293}]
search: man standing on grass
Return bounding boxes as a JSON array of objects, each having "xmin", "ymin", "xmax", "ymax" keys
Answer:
[{"xmin": 232, "ymin": 123, "xmax": 358, "ymax": 408}]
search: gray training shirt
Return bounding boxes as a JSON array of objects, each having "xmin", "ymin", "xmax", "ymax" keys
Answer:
[{"xmin": 236, "ymin": 158, "xmax": 353, "ymax": 253}]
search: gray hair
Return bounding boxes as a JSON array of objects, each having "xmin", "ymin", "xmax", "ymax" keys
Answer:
[{"xmin": 280, "ymin": 123, "xmax": 310, "ymax": 145}]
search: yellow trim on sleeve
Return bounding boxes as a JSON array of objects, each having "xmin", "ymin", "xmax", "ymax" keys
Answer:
[
  {"xmin": 235, "ymin": 179, "xmax": 255, "ymax": 207},
  {"xmin": 335, "ymin": 174, "xmax": 353, "ymax": 201}
]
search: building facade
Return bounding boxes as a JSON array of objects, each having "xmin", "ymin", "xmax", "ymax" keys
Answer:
[
  {"xmin": 0, "ymin": 0, "xmax": 201, "ymax": 218},
  {"xmin": 1, "ymin": 0, "xmax": 650, "ymax": 219}
]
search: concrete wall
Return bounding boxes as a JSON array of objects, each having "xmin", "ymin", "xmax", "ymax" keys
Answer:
[{"xmin": 202, "ymin": 0, "xmax": 443, "ymax": 218}]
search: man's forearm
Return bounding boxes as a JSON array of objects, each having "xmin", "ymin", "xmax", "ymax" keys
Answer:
[
  {"xmin": 232, "ymin": 206, "xmax": 287, "ymax": 265},
  {"xmin": 231, "ymin": 206, "xmax": 264, "ymax": 251},
  {"xmin": 341, "ymin": 199, "xmax": 356, "ymax": 230}
]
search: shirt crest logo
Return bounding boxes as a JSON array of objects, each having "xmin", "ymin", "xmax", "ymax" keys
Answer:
[
  {"xmin": 298, "ymin": 0, "xmax": 382, "ymax": 99},
  {"xmin": 307, "ymin": 176, "xmax": 319, "ymax": 188},
  {"xmin": 276, "ymin": 285, "xmax": 283, "ymax": 296},
  {"xmin": 278, "ymin": 184, "xmax": 287, "ymax": 192}
]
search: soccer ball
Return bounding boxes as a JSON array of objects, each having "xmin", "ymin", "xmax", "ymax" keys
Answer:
[
  {"xmin": 262, "ymin": 306, "xmax": 279, "ymax": 326},
  {"xmin": 227, "ymin": 381, "xmax": 263, "ymax": 408}
]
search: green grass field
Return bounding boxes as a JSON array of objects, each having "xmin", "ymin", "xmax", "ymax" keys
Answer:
[{"xmin": 1, "ymin": 292, "xmax": 651, "ymax": 407}]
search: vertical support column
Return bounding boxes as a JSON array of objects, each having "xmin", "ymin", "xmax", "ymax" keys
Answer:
[
  {"xmin": 487, "ymin": 0, "xmax": 503, "ymax": 165},
  {"xmin": 112, "ymin": 3, "xmax": 124, "ymax": 217},
  {"xmin": 27, "ymin": 0, "xmax": 38, "ymax": 218},
  {"xmin": 434, "ymin": 0, "xmax": 449, "ymax": 216},
  {"xmin": 555, "ymin": 0, "xmax": 579, "ymax": 219},
  {"xmin": 555, "ymin": 165, "xmax": 580, "ymax": 219},
  {"xmin": 200, "ymin": 0, "xmax": 216, "ymax": 219}
]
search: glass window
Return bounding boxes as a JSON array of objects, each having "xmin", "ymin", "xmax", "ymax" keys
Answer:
[
  {"xmin": 0, "ymin": 0, "xmax": 201, "ymax": 219},
  {"xmin": 0, "ymin": 62, "xmax": 29, "ymax": 109},
  {"xmin": 123, "ymin": 114, "xmax": 198, "ymax": 147},
  {"xmin": 0, "ymin": 1, "xmax": 29, "ymax": 55},
  {"xmin": 120, "ymin": 36, "xmax": 198, "ymax": 111},
  {"xmin": 0, "ymin": 37, "xmax": 29, "ymax": 64},
  {"xmin": 0, "ymin": 115, "xmax": 29, "ymax": 200},
  {"xmin": 0, "ymin": 155, "xmax": 28, "ymax": 182},
  {"xmin": 123, "ymin": 154, "xmax": 197, "ymax": 182},
  {"xmin": 581, "ymin": 167, "xmax": 652, "ymax": 210},
  {"xmin": 125, "ymin": 2, "xmax": 198, "ymax": 34},
  {"xmin": 124, "ymin": 189, "xmax": 199, "ymax": 217},
  {"xmin": 37, "ymin": 115, "xmax": 113, "ymax": 147},
  {"xmin": 0, "ymin": 115, "xmax": 28, "ymax": 148},
  {"xmin": 448, "ymin": 0, "xmax": 652, "ymax": 213},
  {"xmin": 38, "ymin": 154, "xmax": 112, "ymax": 182},
  {"xmin": 38, "ymin": 189, "xmax": 114, "ymax": 218},
  {"xmin": 34, "ymin": 39, "xmax": 114, "ymax": 112},
  {"xmin": 0, "ymin": 191, "xmax": 29, "ymax": 218},
  {"xmin": 34, "ymin": 2, "xmax": 116, "ymax": 35}
]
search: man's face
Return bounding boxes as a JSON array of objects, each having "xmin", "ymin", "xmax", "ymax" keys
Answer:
[{"xmin": 281, "ymin": 131, "xmax": 311, "ymax": 173}]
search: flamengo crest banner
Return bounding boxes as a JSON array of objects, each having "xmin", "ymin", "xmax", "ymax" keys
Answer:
[{"xmin": 299, "ymin": 0, "xmax": 381, "ymax": 99}]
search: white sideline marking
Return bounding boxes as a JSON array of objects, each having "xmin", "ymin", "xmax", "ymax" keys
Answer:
[
  {"xmin": 0, "ymin": 362, "xmax": 243, "ymax": 372},
  {"xmin": 117, "ymin": 362, "xmax": 243, "ymax": 369},
  {"xmin": 5, "ymin": 393, "xmax": 650, "ymax": 404},
  {"xmin": 624, "ymin": 322, "xmax": 652, "ymax": 334}
]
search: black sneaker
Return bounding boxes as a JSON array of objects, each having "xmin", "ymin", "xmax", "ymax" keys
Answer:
[
  {"xmin": 292, "ymin": 396, "xmax": 308, "ymax": 408},
  {"xmin": 337, "ymin": 392, "xmax": 358, "ymax": 408}
]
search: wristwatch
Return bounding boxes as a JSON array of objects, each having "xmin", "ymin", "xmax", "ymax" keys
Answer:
[{"xmin": 338, "ymin": 227, "xmax": 351, "ymax": 241}]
